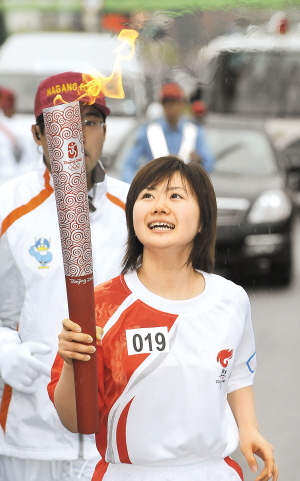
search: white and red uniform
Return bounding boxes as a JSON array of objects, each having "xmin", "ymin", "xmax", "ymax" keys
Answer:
[
  {"xmin": 0, "ymin": 157, "xmax": 129, "ymax": 478},
  {"xmin": 49, "ymin": 270, "xmax": 257, "ymax": 481}
]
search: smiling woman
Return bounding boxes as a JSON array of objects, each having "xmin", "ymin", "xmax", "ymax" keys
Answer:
[
  {"xmin": 129, "ymin": 166, "xmax": 208, "ymax": 300},
  {"xmin": 49, "ymin": 155, "xmax": 278, "ymax": 481}
]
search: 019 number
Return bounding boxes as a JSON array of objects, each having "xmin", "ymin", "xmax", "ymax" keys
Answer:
[
  {"xmin": 132, "ymin": 332, "xmax": 166, "ymax": 353},
  {"xmin": 126, "ymin": 327, "xmax": 169, "ymax": 355}
]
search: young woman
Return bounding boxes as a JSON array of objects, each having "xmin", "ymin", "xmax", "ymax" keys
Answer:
[{"xmin": 48, "ymin": 156, "xmax": 277, "ymax": 481}]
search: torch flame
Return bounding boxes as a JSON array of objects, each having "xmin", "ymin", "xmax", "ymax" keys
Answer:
[{"xmin": 53, "ymin": 29, "xmax": 139, "ymax": 106}]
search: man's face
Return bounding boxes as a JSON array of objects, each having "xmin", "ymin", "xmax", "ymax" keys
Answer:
[
  {"xmin": 162, "ymin": 98, "xmax": 185, "ymax": 124},
  {"xmin": 31, "ymin": 103, "xmax": 106, "ymax": 188}
]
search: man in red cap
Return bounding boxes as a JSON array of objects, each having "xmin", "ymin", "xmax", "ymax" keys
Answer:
[
  {"xmin": 191, "ymin": 100, "xmax": 207, "ymax": 125},
  {"xmin": 0, "ymin": 86, "xmax": 15, "ymax": 118},
  {"xmin": 32, "ymin": 72, "xmax": 111, "ymax": 192},
  {"xmin": 0, "ymin": 72, "xmax": 129, "ymax": 481},
  {"xmin": 121, "ymin": 81, "xmax": 214, "ymax": 183}
]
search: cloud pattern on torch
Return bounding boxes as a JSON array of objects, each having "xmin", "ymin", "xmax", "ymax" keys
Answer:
[{"xmin": 43, "ymin": 101, "xmax": 93, "ymax": 277}]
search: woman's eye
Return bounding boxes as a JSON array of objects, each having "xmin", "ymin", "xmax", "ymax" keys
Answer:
[
  {"xmin": 141, "ymin": 193, "xmax": 153, "ymax": 199},
  {"xmin": 171, "ymin": 193, "xmax": 182, "ymax": 199}
]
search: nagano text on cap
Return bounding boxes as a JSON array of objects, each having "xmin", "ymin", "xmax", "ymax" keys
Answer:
[{"xmin": 34, "ymin": 71, "xmax": 111, "ymax": 119}]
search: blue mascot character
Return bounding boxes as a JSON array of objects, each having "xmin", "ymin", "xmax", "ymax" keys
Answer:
[{"xmin": 29, "ymin": 238, "xmax": 53, "ymax": 268}]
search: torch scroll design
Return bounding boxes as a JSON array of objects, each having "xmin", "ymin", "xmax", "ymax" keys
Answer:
[
  {"xmin": 44, "ymin": 100, "xmax": 98, "ymax": 434},
  {"xmin": 43, "ymin": 102, "xmax": 93, "ymax": 278}
]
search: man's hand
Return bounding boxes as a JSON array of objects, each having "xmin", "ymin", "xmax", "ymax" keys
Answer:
[{"xmin": 0, "ymin": 342, "xmax": 51, "ymax": 394}]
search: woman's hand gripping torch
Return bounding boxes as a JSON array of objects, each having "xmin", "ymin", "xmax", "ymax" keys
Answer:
[{"xmin": 43, "ymin": 101, "xmax": 98, "ymax": 434}]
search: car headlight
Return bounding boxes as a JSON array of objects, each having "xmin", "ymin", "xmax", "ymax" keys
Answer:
[{"xmin": 247, "ymin": 189, "xmax": 292, "ymax": 224}]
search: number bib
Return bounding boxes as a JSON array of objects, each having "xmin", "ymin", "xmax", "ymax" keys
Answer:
[{"xmin": 126, "ymin": 327, "xmax": 170, "ymax": 355}]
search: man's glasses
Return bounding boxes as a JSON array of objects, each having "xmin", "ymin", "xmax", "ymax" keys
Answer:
[{"xmin": 82, "ymin": 119, "xmax": 105, "ymax": 130}]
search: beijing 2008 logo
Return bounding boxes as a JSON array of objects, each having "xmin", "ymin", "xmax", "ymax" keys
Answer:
[
  {"xmin": 68, "ymin": 142, "xmax": 78, "ymax": 159},
  {"xmin": 215, "ymin": 349, "xmax": 233, "ymax": 389}
]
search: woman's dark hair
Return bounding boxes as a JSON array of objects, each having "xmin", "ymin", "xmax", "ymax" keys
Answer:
[{"xmin": 122, "ymin": 155, "xmax": 217, "ymax": 274}]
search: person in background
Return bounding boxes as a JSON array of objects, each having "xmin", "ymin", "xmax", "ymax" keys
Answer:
[
  {"xmin": 0, "ymin": 86, "xmax": 39, "ymax": 185},
  {"xmin": 0, "ymin": 86, "xmax": 15, "ymax": 118},
  {"xmin": 189, "ymin": 83, "xmax": 207, "ymax": 126},
  {"xmin": 50, "ymin": 155, "xmax": 277, "ymax": 481},
  {"xmin": 0, "ymin": 71, "xmax": 129, "ymax": 481},
  {"xmin": 121, "ymin": 82, "xmax": 214, "ymax": 183},
  {"xmin": 191, "ymin": 99, "xmax": 207, "ymax": 125}
]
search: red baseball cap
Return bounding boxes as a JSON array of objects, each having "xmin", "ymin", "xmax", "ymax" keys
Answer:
[
  {"xmin": 191, "ymin": 100, "xmax": 206, "ymax": 115},
  {"xmin": 0, "ymin": 87, "xmax": 15, "ymax": 109},
  {"xmin": 159, "ymin": 82, "xmax": 185, "ymax": 102},
  {"xmin": 34, "ymin": 71, "xmax": 111, "ymax": 119}
]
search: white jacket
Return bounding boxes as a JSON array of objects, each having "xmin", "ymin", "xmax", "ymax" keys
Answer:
[{"xmin": 0, "ymin": 157, "xmax": 129, "ymax": 460}]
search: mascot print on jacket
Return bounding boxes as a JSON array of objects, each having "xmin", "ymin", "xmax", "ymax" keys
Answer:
[{"xmin": 29, "ymin": 238, "xmax": 53, "ymax": 268}]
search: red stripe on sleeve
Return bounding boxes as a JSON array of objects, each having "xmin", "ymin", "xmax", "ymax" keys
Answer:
[
  {"xmin": 47, "ymin": 352, "xmax": 65, "ymax": 405},
  {"xmin": 116, "ymin": 397, "xmax": 135, "ymax": 464}
]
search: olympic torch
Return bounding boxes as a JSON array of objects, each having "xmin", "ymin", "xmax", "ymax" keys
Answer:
[
  {"xmin": 43, "ymin": 100, "xmax": 98, "ymax": 434},
  {"xmin": 41, "ymin": 29, "xmax": 139, "ymax": 434}
]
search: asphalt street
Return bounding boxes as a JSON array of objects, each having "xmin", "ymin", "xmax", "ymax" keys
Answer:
[{"xmin": 231, "ymin": 214, "xmax": 300, "ymax": 480}]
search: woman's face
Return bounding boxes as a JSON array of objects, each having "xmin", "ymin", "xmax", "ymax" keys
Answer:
[{"xmin": 133, "ymin": 172, "xmax": 201, "ymax": 258}]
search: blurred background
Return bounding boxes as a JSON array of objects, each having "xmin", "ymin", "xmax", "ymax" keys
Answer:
[{"xmin": 0, "ymin": 0, "xmax": 299, "ymax": 479}]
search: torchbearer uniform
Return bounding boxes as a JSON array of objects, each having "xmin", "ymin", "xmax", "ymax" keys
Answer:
[
  {"xmin": 49, "ymin": 270, "xmax": 257, "ymax": 481},
  {"xmin": 0, "ymin": 157, "xmax": 129, "ymax": 480}
]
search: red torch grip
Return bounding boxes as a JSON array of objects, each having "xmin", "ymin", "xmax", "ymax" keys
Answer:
[{"xmin": 65, "ymin": 276, "xmax": 99, "ymax": 434}]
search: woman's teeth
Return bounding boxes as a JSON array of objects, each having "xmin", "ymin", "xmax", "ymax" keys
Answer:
[{"xmin": 149, "ymin": 222, "xmax": 175, "ymax": 230}]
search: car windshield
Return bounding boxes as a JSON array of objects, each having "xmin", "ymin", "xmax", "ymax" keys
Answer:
[
  {"xmin": 209, "ymin": 51, "xmax": 300, "ymax": 116},
  {"xmin": 0, "ymin": 74, "xmax": 137, "ymax": 116},
  {"xmin": 206, "ymin": 127, "xmax": 277, "ymax": 175}
]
